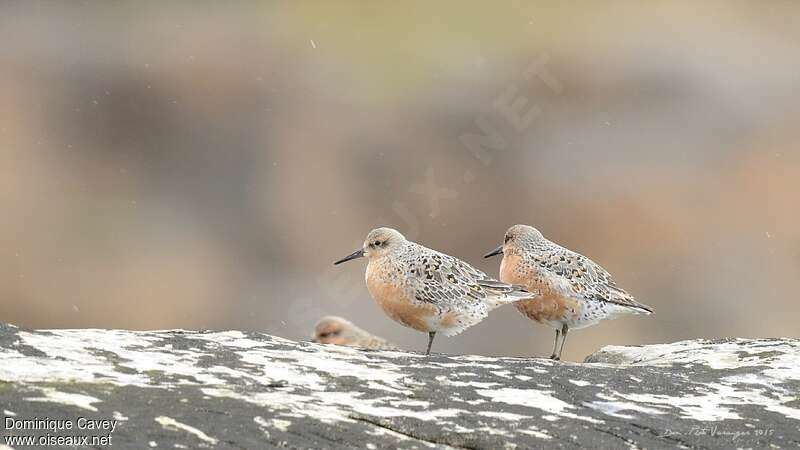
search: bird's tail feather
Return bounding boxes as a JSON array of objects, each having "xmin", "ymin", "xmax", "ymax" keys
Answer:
[{"xmin": 478, "ymin": 279, "xmax": 536, "ymax": 306}]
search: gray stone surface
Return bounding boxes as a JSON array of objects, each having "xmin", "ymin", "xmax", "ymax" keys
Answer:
[{"xmin": 0, "ymin": 322, "xmax": 798, "ymax": 449}]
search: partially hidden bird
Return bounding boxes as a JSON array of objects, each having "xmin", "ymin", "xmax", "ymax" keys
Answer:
[{"xmin": 312, "ymin": 316, "xmax": 399, "ymax": 350}]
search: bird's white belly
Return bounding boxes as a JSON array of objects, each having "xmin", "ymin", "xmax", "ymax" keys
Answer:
[
  {"xmin": 569, "ymin": 301, "xmax": 637, "ymax": 329},
  {"xmin": 432, "ymin": 303, "xmax": 489, "ymax": 337}
]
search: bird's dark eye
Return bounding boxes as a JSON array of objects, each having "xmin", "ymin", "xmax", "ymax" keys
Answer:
[
  {"xmin": 373, "ymin": 240, "xmax": 382, "ymax": 247},
  {"xmin": 319, "ymin": 332, "xmax": 330, "ymax": 338},
  {"xmin": 504, "ymin": 235, "xmax": 512, "ymax": 243}
]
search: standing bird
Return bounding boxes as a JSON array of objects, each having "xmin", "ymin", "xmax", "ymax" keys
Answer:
[
  {"xmin": 312, "ymin": 316, "xmax": 399, "ymax": 350},
  {"xmin": 334, "ymin": 227, "xmax": 532, "ymax": 355},
  {"xmin": 485, "ymin": 225, "xmax": 653, "ymax": 360}
]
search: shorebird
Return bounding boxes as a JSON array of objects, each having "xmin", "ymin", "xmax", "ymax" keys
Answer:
[
  {"xmin": 334, "ymin": 227, "xmax": 532, "ymax": 355},
  {"xmin": 312, "ymin": 316, "xmax": 399, "ymax": 350},
  {"xmin": 485, "ymin": 224, "xmax": 653, "ymax": 360}
]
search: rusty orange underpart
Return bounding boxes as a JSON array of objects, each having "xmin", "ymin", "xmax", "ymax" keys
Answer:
[
  {"xmin": 500, "ymin": 252, "xmax": 582, "ymax": 324},
  {"xmin": 514, "ymin": 294, "xmax": 582, "ymax": 324},
  {"xmin": 367, "ymin": 267, "xmax": 438, "ymax": 332}
]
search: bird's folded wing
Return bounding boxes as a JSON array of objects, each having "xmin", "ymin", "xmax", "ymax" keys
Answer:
[
  {"xmin": 403, "ymin": 249, "xmax": 532, "ymax": 304},
  {"xmin": 536, "ymin": 248, "xmax": 653, "ymax": 313}
]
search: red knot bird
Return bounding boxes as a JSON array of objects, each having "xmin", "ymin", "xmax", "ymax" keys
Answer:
[
  {"xmin": 485, "ymin": 224, "xmax": 653, "ymax": 360},
  {"xmin": 334, "ymin": 227, "xmax": 532, "ymax": 355},
  {"xmin": 312, "ymin": 316, "xmax": 399, "ymax": 350}
]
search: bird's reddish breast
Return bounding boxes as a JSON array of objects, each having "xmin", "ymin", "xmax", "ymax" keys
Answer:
[
  {"xmin": 499, "ymin": 252, "xmax": 527, "ymax": 286},
  {"xmin": 366, "ymin": 261, "xmax": 437, "ymax": 332},
  {"xmin": 501, "ymin": 252, "xmax": 582, "ymax": 324}
]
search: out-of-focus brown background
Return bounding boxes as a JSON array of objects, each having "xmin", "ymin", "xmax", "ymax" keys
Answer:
[{"xmin": 1, "ymin": 2, "xmax": 798, "ymax": 360}]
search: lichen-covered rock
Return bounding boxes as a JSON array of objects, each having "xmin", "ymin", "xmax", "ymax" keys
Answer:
[{"xmin": 0, "ymin": 322, "xmax": 798, "ymax": 449}]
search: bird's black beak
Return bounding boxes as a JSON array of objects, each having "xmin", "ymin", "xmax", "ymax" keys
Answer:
[
  {"xmin": 484, "ymin": 245, "xmax": 504, "ymax": 259},
  {"xmin": 334, "ymin": 249, "xmax": 365, "ymax": 265}
]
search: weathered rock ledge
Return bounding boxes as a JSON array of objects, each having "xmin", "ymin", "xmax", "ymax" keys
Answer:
[{"xmin": 0, "ymin": 322, "xmax": 798, "ymax": 449}]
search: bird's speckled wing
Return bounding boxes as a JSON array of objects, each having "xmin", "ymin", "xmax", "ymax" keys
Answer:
[
  {"xmin": 532, "ymin": 244, "xmax": 653, "ymax": 313},
  {"xmin": 401, "ymin": 244, "xmax": 529, "ymax": 306}
]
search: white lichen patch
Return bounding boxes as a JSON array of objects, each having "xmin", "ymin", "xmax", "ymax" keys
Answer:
[
  {"xmin": 478, "ymin": 388, "xmax": 603, "ymax": 424},
  {"xmin": 491, "ymin": 370, "xmax": 514, "ymax": 379},
  {"xmin": 584, "ymin": 399, "xmax": 664, "ymax": 419},
  {"xmin": 0, "ymin": 349, "xmax": 24, "ymax": 360},
  {"xmin": 352, "ymin": 404, "xmax": 466, "ymax": 421},
  {"xmin": 478, "ymin": 411, "xmax": 529, "ymax": 421},
  {"xmin": 435, "ymin": 376, "xmax": 501, "ymax": 389},
  {"xmin": 252, "ymin": 416, "xmax": 271, "ymax": 438},
  {"xmin": 589, "ymin": 338, "xmax": 800, "ymax": 423},
  {"xmin": 8, "ymin": 330, "xmax": 222, "ymax": 386},
  {"xmin": 361, "ymin": 424, "xmax": 439, "ymax": 447},
  {"xmin": 270, "ymin": 418, "xmax": 292, "ymax": 432},
  {"xmin": 190, "ymin": 332, "xmax": 414, "ymax": 395},
  {"xmin": 372, "ymin": 350, "xmax": 424, "ymax": 359},
  {"xmin": 155, "ymin": 416, "xmax": 218, "ymax": 445},
  {"xmin": 516, "ymin": 428, "xmax": 553, "ymax": 440},
  {"xmin": 605, "ymin": 381, "xmax": 800, "ymax": 422},
  {"xmin": 389, "ymin": 399, "xmax": 431, "ymax": 408},
  {"xmin": 597, "ymin": 338, "xmax": 800, "ymax": 380},
  {"xmin": 24, "ymin": 387, "xmax": 101, "ymax": 412}
]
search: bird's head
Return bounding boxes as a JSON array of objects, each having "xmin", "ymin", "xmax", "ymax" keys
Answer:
[
  {"xmin": 485, "ymin": 224, "xmax": 544, "ymax": 258},
  {"xmin": 334, "ymin": 227, "xmax": 407, "ymax": 265}
]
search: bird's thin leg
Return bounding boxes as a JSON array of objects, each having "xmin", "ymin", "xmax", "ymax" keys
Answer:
[
  {"xmin": 549, "ymin": 329, "xmax": 561, "ymax": 360},
  {"xmin": 556, "ymin": 324, "xmax": 569, "ymax": 360},
  {"xmin": 426, "ymin": 331, "xmax": 436, "ymax": 356}
]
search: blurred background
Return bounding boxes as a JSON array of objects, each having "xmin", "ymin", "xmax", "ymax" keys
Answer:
[{"xmin": 1, "ymin": 1, "xmax": 798, "ymax": 361}]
